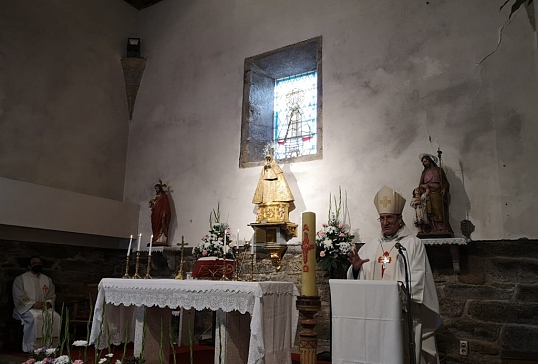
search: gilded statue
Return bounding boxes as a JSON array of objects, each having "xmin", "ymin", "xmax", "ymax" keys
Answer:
[
  {"xmin": 251, "ymin": 152, "xmax": 297, "ymax": 238},
  {"xmin": 252, "ymin": 154, "xmax": 294, "ymax": 206}
]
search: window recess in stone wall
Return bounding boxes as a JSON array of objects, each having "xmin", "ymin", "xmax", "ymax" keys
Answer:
[{"xmin": 239, "ymin": 36, "xmax": 322, "ymax": 168}]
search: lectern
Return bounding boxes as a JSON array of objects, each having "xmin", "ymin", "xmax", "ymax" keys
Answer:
[{"xmin": 330, "ymin": 280, "xmax": 404, "ymax": 364}]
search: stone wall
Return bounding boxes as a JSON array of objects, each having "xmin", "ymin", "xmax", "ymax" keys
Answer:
[{"xmin": 2, "ymin": 239, "xmax": 537, "ymax": 364}]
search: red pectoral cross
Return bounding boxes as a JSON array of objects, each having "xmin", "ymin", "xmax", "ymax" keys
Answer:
[
  {"xmin": 42, "ymin": 285, "xmax": 49, "ymax": 294},
  {"xmin": 377, "ymin": 252, "xmax": 392, "ymax": 278}
]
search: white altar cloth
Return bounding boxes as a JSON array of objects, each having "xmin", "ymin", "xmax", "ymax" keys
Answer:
[
  {"xmin": 330, "ymin": 280, "xmax": 404, "ymax": 364},
  {"xmin": 89, "ymin": 278, "xmax": 299, "ymax": 364}
]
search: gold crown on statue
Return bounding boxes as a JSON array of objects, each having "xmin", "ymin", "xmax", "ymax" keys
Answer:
[{"xmin": 374, "ymin": 185, "xmax": 406, "ymax": 215}]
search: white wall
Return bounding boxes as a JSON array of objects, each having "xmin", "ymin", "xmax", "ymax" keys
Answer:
[
  {"xmin": 1, "ymin": 1, "xmax": 536, "ymax": 245},
  {"xmin": 0, "ymin": 0, "xmax": 140, "ymax": 241},
  {"xmin": 0, "ymin": 177, "xmax": 139, "ymax": 239},
  {"xmin": 124, "ymin": 0, "xmax": 538, "ymax": 246},
  {"xmin": 0, "ymin": 0, "xmax": 138, "ymax": 201}
]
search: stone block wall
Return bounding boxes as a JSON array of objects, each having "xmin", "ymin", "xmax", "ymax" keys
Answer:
[{"xmin": 1, "ymin": 239, "xmax": 537, "ymax": 364}]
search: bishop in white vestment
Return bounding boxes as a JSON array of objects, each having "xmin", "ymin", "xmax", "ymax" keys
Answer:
[
  {"xmin": 12, "ymin": 256, "xmax": 61, "ymax": 352},
  {"xmin": 347, "ymin": 186, "xmax": 442, "ymax": 364}
]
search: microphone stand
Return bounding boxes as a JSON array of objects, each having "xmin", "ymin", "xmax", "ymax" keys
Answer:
[{"xmin": 396, "ymin": 242, "xmax": 416, "ymax": 364}]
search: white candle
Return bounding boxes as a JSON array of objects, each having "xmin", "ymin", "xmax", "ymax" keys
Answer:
[
  {"xmin": 149, "ymin": 235, "xmax": 153, "ymax": 255},
  {"xmin": 236, "ymin": 229, "xmax": 239, "ymax": 246},
  {"xmin": 127, "ymin": 235, "xmax": 133, "ymax": 256},
  {"xmin": 223, "ymin": 232, "xmax": 227, "ymax": 254},
  {"xmin": 137, "ymin": 233, "xmax": 142, "ymax": 252}
]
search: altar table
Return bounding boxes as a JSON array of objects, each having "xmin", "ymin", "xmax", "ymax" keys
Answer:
[{"xmin": 89, "ymin": 278, "xmax": 299, "ymax": 364}]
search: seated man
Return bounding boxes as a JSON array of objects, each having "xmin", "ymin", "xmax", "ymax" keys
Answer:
[{"xmin": 12, "ymin": 256, "xmax": 61, "ymax": 352}]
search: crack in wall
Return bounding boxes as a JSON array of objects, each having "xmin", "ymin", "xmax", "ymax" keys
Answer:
[{"xmin": 477, "ymin": 22, "xmax": 509, "ymax": 66}]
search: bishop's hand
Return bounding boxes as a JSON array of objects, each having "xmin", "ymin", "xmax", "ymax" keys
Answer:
[{"xmin": 347, "ymin": 249, "xmax": 370, "ymax": 271}]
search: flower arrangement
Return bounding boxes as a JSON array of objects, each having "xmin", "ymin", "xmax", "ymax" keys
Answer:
[
  {"xmin": 22, "ymin": 341, "xmax": 144, "ymax": 364},
  {"xmin": 316, "ymin": 188, "xmax": 355, "ymax": 272},
  {"xmin": 193, "ymin": 204, "xmax": 235, "ymax": 260}
]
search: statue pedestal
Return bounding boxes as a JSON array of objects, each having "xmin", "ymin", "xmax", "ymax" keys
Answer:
[{"xmin": 420, "ymin": 237, "xmax": 467, "ymax": 273}]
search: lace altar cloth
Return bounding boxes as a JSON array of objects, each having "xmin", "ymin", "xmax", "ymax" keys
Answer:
[
  {"xmin": 90, "ymin": 278, "xmax": 299, "ymax": 364},
  {"xmin": 420, "ymin": 237, "xmax": 467, "ymax": 245}
]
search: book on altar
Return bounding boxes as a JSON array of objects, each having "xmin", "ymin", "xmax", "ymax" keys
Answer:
[{"xmin": 192, "ymin": 257, "xmax": 235, "ymax": 279}]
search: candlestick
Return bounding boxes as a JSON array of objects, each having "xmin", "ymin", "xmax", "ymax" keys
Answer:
[
  {"xmin": 175, "ymin": 236, "xmax": 187, "ymax": 280},
  {"xmin": 148, "ymin": 234, "xmax": 153, "ymax": 255},
  {"xmin": 144, "ymin": 254, "xmax": 152, "ymax": 279},
  {"xmin": 133, "ymin": 251, "xmax": 142, "ymax": 279},
  {"xmin": 301, "ymin": 212, "xmax": 317, "ymax": 296},
  {"xmin": 127, "ymin": 235, "xmax": 133, "ymax": 256},
  {"xmin": 247, "ymin": 252, "xmax": 256, "ymax": 282},
  {"xmin": 123, "ymin": 254, "xmax": 131, "ymax": 279},
  {"xmin": 137, "ymin": 233, "xmax": 142, "ymax": 252}
]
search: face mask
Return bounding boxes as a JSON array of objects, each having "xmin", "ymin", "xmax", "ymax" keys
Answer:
[{"xmin": 31, "ymin": 265, "xmax": 43, "ymax": 274}]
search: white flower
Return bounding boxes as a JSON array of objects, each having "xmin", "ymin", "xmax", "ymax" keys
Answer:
[
  {"xmin": 46, "ymin": 348, "xmax": 57, "ymax": 355},
  {"xmin": 323, "ymin": 239, "xmax": 333, "ymax": 248},
  {"xmin": 55, "ymin": 355, "xmax": 71, "ymax": 364},
  {"xmin": 115, "ymin": 360, "xmax": 122, "ymax": 364},
  {"xmin": 72, "ymin": 340, "xmax": 89, "ymax": 346},
  {"xmin": 99, "ymin": 358, "xmax": 108, "ymax": 364},
  {"xmin": 106, "ymin": 353, "xmax": 114, "ymax": 358}
]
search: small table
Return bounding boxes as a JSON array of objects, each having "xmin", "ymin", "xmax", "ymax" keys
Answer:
[
  {"xmin": 89, "ymin": 278, "xmax": 298, "ymax": 364},
  {"xmin": 421, "ymin": 237, "xmax": 467, "ymax": 273}
]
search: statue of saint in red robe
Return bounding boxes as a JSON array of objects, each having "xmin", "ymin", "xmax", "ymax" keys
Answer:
[{"xmin": 150, "ymin": 182, "xmax": 171, "ymax": 245}]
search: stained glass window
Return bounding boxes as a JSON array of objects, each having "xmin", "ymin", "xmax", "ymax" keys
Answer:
[{"xmin": 273, "ymin": 71, "xmax": 317, "ymax": 160}]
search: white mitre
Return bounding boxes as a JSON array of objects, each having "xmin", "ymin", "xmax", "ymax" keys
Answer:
[{"xmin": 374, "ymin": 185, "xmax": 406, "ymax": 215}]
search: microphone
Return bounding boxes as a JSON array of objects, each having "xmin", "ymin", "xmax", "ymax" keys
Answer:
[{"xmin": 395, "ymin": 242, "xmax": 406, "ymax": 251}]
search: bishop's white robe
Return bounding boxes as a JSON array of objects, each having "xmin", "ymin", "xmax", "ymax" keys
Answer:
[
  {"xmin": 12, "ymin": 271, "xmax": 61, "ymax": 352},
  {"xmin": 347, "ymin": 226, "xmax": 442, "ymax": 364}
]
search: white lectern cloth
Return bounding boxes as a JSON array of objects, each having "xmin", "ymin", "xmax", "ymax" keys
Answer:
[
  {"xmin": 89, "ymin": 278, "xmax": 298, "ymax": 364},
  {"xmin": 330, "ymin": 280, "xmax": 404, "ymax": 364}
]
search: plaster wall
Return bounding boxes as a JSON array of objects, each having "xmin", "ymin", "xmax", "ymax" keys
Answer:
[
  {"xmin": 125, "ymin": 0, "xmax": 538, "ymax": 246},
  {"xmin": 0, "ymin": 0, "xmax": 138, "ymax": 201},
  {"xmin": 0, "ymin": 0, "xmax": 141, "ymax": 240}
]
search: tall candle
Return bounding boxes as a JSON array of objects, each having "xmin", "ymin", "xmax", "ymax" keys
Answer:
[
  {"xmin": 301, "ymin": 212, "xmax": 317, "ymax": 296},
  {"xmin": 137, "ymin": 233, "xmax": 142, "ymax": 252},
  {"xmin": 127, "ymin": 235, "xmax": 133, "ymax": 256},
  {"xmin": 223, "ymin": 232, "xmax": 227, "ymax": 254},
  {"xmin": 236, "ymin": 229, "xmax": 239, "ymax": 246},
  {"xmin": 149, "ymin": 235, "xmax": 153, "ymax": 255}
]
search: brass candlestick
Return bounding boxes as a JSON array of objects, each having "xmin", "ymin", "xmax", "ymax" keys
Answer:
[
  {"xmin": 123, "ymin": 255, "xmax": 131, "ymax": 278},
  {"xmin": 232, "ymin": 249, "xmax": 241, "ymax": 281},
  {"xmin": 144, "ymin": 254, "xmax": 152, "ymax": 279},
  {"xmin": 220, "ymin": 256, "xmax": 230, "ymax": 281},
  {"xmin": 248, "ymin": 252, "xmax": 256, "ymax": 282},
  {"xmin": 133, "ymin": 251, "xmax": 142, "ymax": 279},
  {"xmin": 175, "ymin": 236, "xmax": 188, "ymax": 280}
]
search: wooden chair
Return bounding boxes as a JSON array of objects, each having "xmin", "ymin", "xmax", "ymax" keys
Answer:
[{"xmin": 69, "ymin": 283, "xmax": 98, "ymax": 340}]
